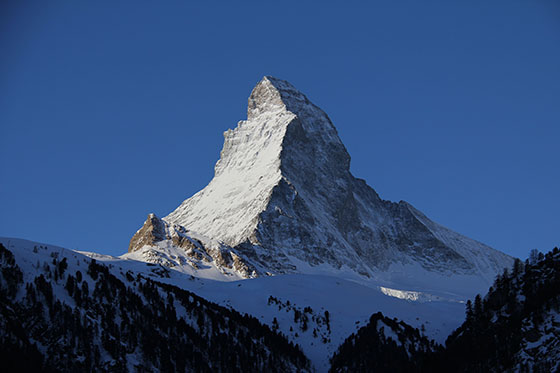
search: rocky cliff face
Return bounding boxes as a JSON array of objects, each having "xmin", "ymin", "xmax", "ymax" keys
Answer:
[
  {"xmin": 129, "ymin": 76, "xmax": 513, "ymax": 295},
  {"xmin": 128, "ymin": 214, "xmax": 256, "ymax": 278}
]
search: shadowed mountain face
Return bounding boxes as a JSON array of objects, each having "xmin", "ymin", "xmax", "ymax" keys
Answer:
[{"xmin": 130, "ymin": 76, "xmax": 513, "ymax": 295}]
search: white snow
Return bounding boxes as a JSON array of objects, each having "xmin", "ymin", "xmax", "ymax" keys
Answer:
[{"xmin": 165, "ymin": 78, "xmax": 296, "ymax": 247}]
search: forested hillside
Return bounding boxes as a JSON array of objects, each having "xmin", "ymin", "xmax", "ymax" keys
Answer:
[
  {"xmin": 444, "ymin": 247, "xmax": 560, "ymax": 372},
  {"xmin": 0, "ymin": 243, "xmax": 310, "ymax": 372},
  {"xmin": 330, "ymin": 311, "xmax": 439, "ymax": 372}
]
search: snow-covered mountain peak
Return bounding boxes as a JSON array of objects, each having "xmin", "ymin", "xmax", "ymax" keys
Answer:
[
  {"xmin": 134, "ymin": 77, "xmax": 513, "ymax": 298},
  {"xmin": 166, "ymin": 76, "xmax": 350, "ymax": 248},
  {"xmin": 246, "ymin": 76, "xmax": 345, "ymax": 154},
  {"xmin": 246, "ymin": 76, "xmax": 290, "ymax": 119},
  {"xmin": 248, "ymin": 76, "xmax": 310, "ymax": 119}
]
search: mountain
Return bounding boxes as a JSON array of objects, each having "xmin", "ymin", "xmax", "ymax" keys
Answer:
[
  {"xmin": 0, "ymin": 239, "xmax": 310, "ymax": 372},
  {"xmin": 0, "ymin": 77, "xmax": 520, "ymax": 372},
  {"xmin": 330, "ymin": 247, "xmax": 560, "ymax": 372},
  {"xmin": 128, "ymin": 76, "xmax": 513, "ymax": 298}
]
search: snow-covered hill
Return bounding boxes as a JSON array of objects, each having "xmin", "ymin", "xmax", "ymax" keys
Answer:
[
  {"xmin": 0, "ymin": 237, "xmax": 310, "ymax": 372},
  {"xmin": 129, "ymin": 76, "xmax": 513, "ymax": 300},
  {"xmin": 1, "ymin": 237, "xmax": 464, "ymax": 372}
]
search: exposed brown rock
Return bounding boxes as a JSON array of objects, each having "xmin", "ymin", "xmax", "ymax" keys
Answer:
[
  {"xmin": 231, "ymin": 252, "xmax": 253, "ymax": 278},
  {"xmin": 128, "ymin": 214, "xmax": 166, "ymax": 253},
  {"xmin": 128, "ymin": 213, "xmax": 258, "ymax": 278},
  {"xmin": 129, "ymin": 213, "xmax": 206, "ymax": 253}
]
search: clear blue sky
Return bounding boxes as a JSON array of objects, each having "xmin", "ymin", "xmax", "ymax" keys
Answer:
[{"xmin": 1, "ymin": 1, "xmax": 559, "ymax": 258}]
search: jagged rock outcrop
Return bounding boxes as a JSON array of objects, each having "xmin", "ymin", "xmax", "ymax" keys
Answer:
[
  {"xmin": 131, "ymin": 76, "xmax": 513, "ymax": 295},
  {"xmin": 128, "ymin": 214, "xmax": 256, "ymax": 278},
  {"xmin": 129, "ymin": 213, "xmax": 197, "ymax": 252}
]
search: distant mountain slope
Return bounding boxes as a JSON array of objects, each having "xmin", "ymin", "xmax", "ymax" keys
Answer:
[
  {"xmin": 129, "ymin": 76, "xmax": 513, "ymax": 299},
  {"xmin": 0, "ymin": 239, "xmax": 310, "ymax": 372}
]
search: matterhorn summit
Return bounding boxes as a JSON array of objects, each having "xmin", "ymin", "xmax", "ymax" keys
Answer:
[{"xmin": 128, "ymin": 76, "xmax": 513, "ymax": 297}]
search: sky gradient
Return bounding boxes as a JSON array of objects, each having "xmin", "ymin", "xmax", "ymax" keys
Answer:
[{"xmin": 1, "ymin": 1, "xmax": 559, "ymax": 259}]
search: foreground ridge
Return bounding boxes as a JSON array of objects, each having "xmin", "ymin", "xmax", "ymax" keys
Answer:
[{"xmin": 0, "ymin": 240, "xmax": 310, "ymax": 372}]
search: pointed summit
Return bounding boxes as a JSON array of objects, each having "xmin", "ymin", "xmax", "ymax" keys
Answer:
[
  {"xmin": 247, "ymin": 76, "xmax": 312, "ymax": 120},
  {"xmin": 166, "ymin": 76, "xmax": 349, "ymax": 248}
]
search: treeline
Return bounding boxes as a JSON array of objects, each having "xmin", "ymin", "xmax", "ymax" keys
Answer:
[
  {"xmin": 0, "ymin": 243, "xmax": 310, "ymax": 372},
  {"xmin": 330, "ymin": 247, "xmax": 560, "ymax": 372}
]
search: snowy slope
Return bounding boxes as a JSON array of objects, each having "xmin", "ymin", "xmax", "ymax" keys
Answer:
[
  {"xmin": 126, "ymin": 213, "xmax": 257, "ymax": 280},
  {"xmin": 1, "ymin": 237, "xmax": 464, "ymax": 372},
  {"xmin": 173, "ymin": 273, "xmax": 465, "ymax": 372},
  {"xmin": 0, "ymin": 237, "xmax": 311, "ymax": 372}
]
